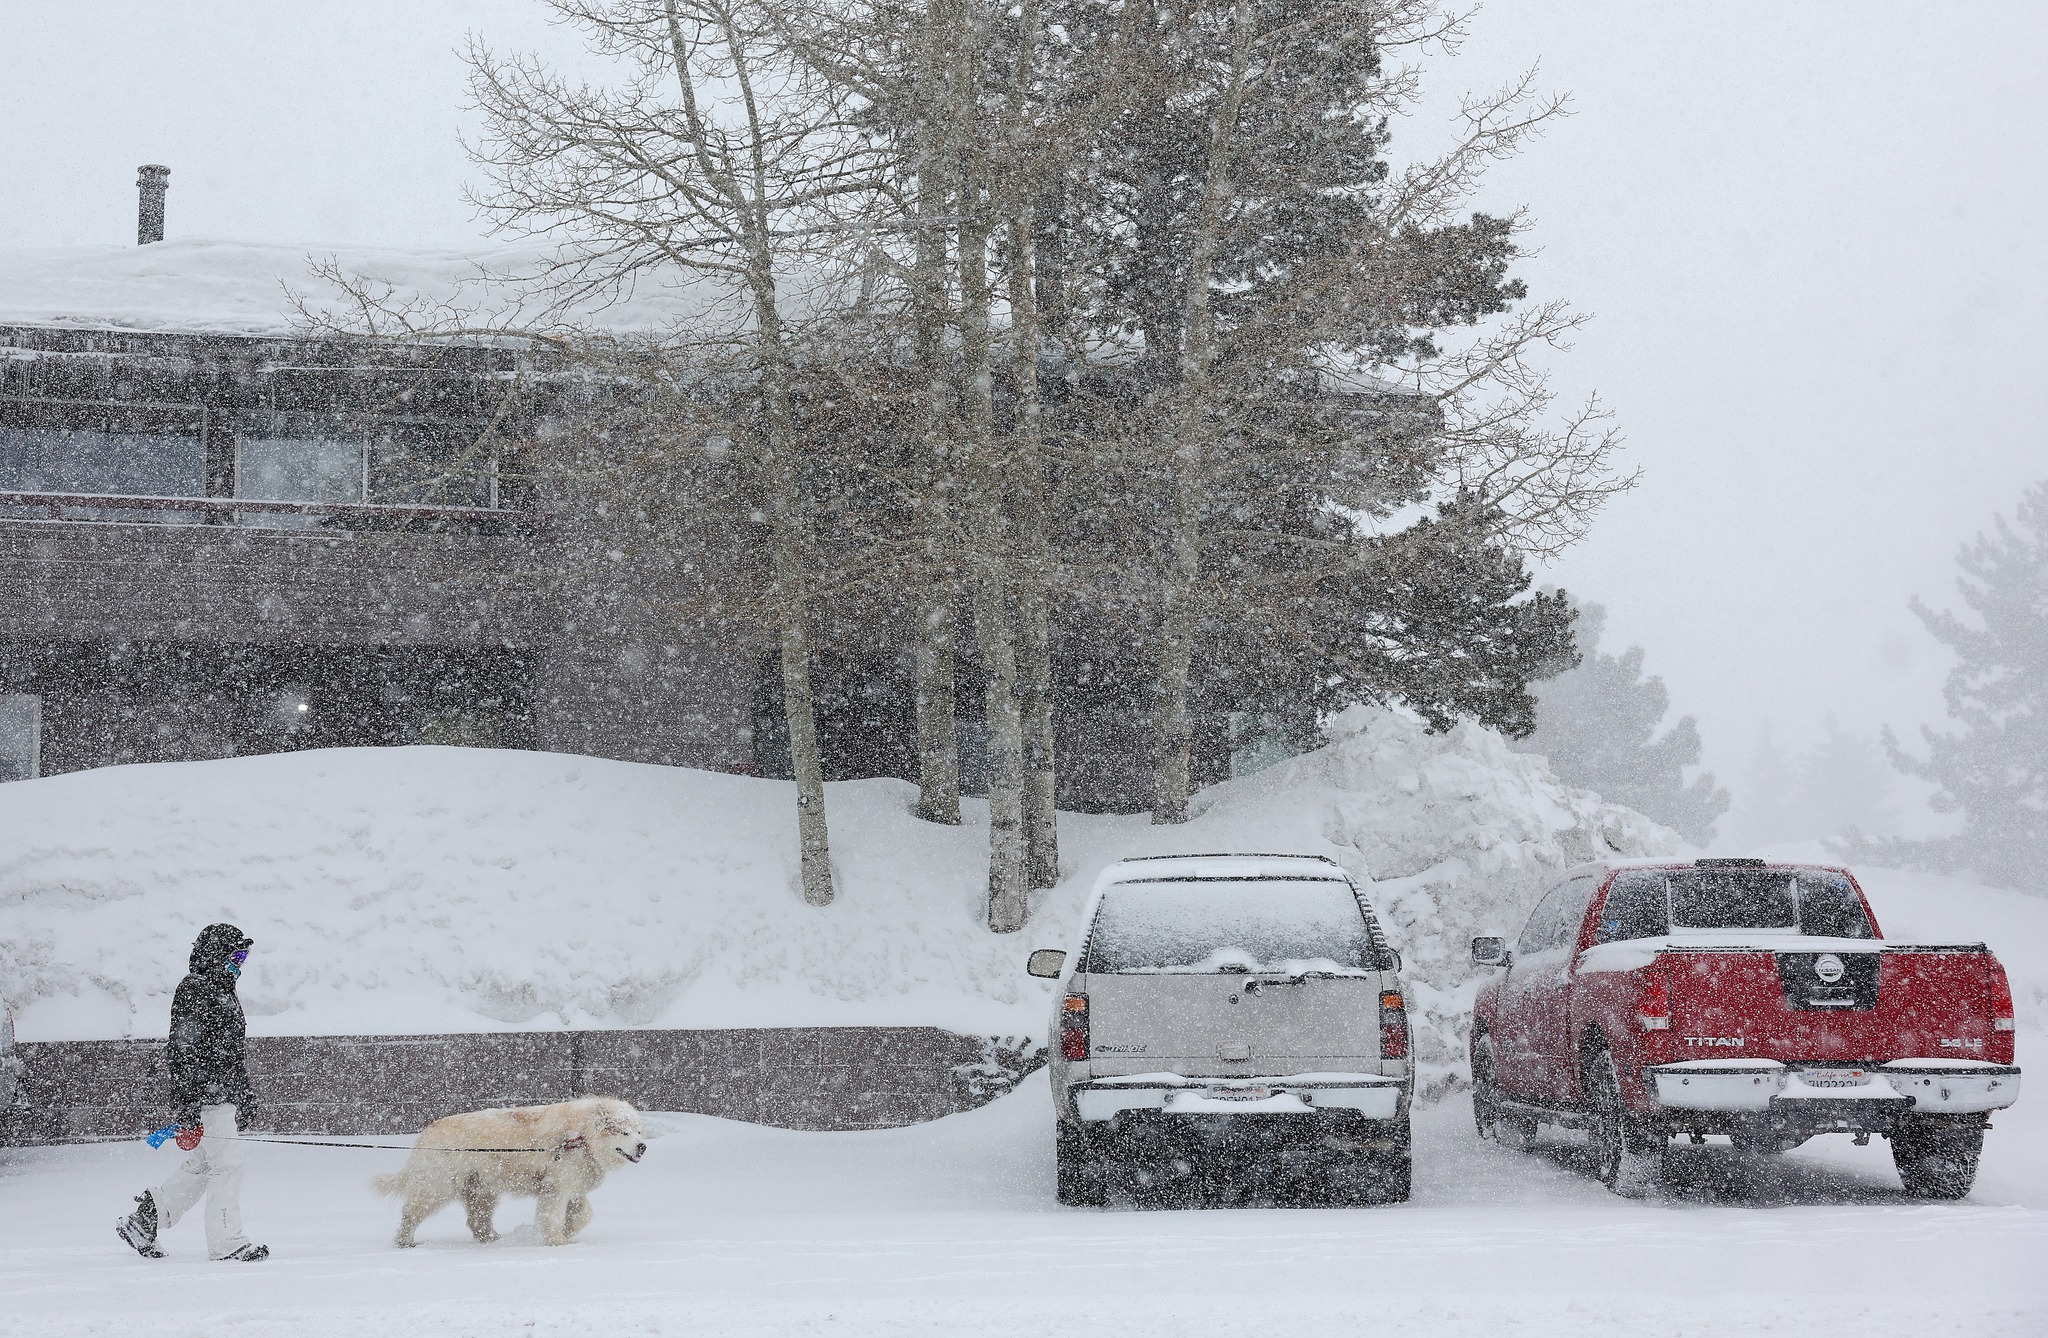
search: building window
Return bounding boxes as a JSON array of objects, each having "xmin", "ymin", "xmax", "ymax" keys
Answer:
[
  {"xmin": 370, "ymin": 427, "xmax": 496, "ymax": 510},
  {"xmin": 0, "ymin": 694, "xmax": 40, "ymax": 782},
  {"xmin": 0, "ymin": 409, "xmax": 206, "ymax": 521},
  {"xmin": 236, "ymin": 418, "xmax": 368, "ymax": 528},
  {"xmin": 233, "ymin": 418, "xmax": 498, "ymax": 518}
]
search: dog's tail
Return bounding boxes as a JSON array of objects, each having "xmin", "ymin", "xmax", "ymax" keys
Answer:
[{"xmin": 370, "ymin": 1170, "xmax": 407, "ymax": 1197}]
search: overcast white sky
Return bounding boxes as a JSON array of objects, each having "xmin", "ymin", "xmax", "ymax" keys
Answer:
[{"xmin": 2, "ymin": 0, "xmax": 2043, "ymax": 831}]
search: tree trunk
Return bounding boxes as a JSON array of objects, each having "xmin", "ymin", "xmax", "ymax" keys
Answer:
[
  {"xmin": 914, "ymin": 587, "xmax": 962, "ymax": 825},
  {"xmin": 1150, "ymin": 495, "xmax": 1200, "ymax": 824},
  {"xmin": 1007, "ymin": 203, "xmax": 1059, "ymax": 887},
  {"xmin": 912, "ymin": 170, "xmax": 962, "ymax": 825},
  {"xmin": 777, "ymin": 594, "xmax": 835, "ymax": 906},
  {"xmin": 752, "ymin": 290, "xmax": 835, "ymax": 904},
  {"xmin": 975, "ymin": 574, "xmax": 1028, "ymax": 932},
  {"xmin": 1150, "ymin": 0, "xmax": 1254, "ymax": 826},
  {"xmin": 959, "ymin": 196, "xmax": 1028, "ymax": 928}
]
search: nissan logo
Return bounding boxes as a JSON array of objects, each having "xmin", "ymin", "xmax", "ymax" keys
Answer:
[{"xmin": 1814, "ymin": 953, "xmax": 1846, "ymax": 984}]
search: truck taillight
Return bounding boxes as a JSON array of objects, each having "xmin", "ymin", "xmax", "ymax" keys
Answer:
[
  {"xmin": 1990, "ymin": 968, "xmax": 2015, "ymax": 1032},
  {"xmin": 1379, "ymin": 990, "xmax": 1409, "ymax": 1061},
  {"xmin": 1636, "ymin": 974, "xmax": 1672, "ymax": 1031},
  {"xmin": 1060, "ymin": 995, "xmax": 1089, "ymax": 1061}
]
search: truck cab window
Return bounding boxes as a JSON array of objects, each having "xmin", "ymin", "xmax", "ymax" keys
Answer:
[
  {"xmin": 1797, "ymin": 873, "xmax": 1876, "ymax": 939},
  {"xmin": 1518, "ymin": 877, "xmax": 1599, "ymax": 955},
  {"xmin": 1596, "ymin": 871, "xmax": 1669, "ymax": 943},
  {"xmin": 1517, "ymin": 881, "xmax": 1571, "ymax": 954},
  {"xmin": 1669, "ymin": 868, "xmax": 1798, "ymax": 930}
]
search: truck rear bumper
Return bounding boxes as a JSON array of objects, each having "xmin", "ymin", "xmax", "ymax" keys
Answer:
[
  {"xmin": 1647, "ymin": 1059, "xmax": 2020, "ymax": 1116},
  {"xmin": 1072, "ymin": 1073, "xmax": 1403, "ymax": 1123}
]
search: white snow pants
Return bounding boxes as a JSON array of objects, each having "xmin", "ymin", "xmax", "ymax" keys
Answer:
[{"xmin": 154, "ymin": 1103, "xmax": 251, "ymax": 1259}]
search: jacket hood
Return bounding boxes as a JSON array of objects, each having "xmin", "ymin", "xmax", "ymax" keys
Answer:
[{"xmin": 188, "ymin": 923, "xmax": 254, "ymax": 974}]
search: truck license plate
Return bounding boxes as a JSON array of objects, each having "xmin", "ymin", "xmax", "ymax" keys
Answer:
[
  {"xmin": 1205, "ymin": 1085, "xmax": 1271, "ymax": 1101},
  {"xmin": 1799, "ymin": 1069, "xmax": 1870, "ymax": 1088}
]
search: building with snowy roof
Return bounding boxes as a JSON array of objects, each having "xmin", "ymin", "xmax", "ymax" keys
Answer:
[
  {"xmin": 0, "ymin": 235, "xmax": 761, "ymax": 784},
  {"xmin": 0, "ymin": 228, "xmax": 1237, "ymax": 803},
  {"xmin": 0, "ymin": 173, "xmax": 1446, "ymax": 808}
]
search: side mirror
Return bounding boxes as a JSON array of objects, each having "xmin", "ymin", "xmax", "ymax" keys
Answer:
[
  {"xmin": 1384, "ymin": 948, "xmax": 1403, "ymax": 973},
  {"xmin": 1026, "ymin": 949, "xmax": 1068, "ymax": 979},
  {"xmin": 1471, "ymin": 936, "xmax": 1511, "ymax": 968}
]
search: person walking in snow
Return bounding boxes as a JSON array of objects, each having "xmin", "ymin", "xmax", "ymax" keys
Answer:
[{"xmin": 116, "ymin": 923, "xmax": 269, "ymax": 1261}]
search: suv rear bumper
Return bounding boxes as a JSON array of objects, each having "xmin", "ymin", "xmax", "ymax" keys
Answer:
[
  {"xmin": 1647, "ymin": 1059, "xmax": 2020, "ymax": 1116},
  {"xmin": 1071, "ymin": 1073, "xmax": 1403, "ymax": 1123}
]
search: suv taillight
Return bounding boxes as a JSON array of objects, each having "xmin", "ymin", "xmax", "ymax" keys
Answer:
[
  {"xmin": 1636, "ymin": 974, "xmax": 1672, "ymax": 1031},
  {"xmin": 1060, "ymin": 994, "xmax": 1089, "ymax": 1061},
  {"xmin": 1379, "ymin": 991, "xmax": 1408, "ymax": 1061}
]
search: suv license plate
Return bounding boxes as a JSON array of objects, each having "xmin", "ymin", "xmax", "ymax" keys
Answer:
[
  {"xmin": 1205, "ymin": 1086, "xmax": 1271, "ymax": 1101},
  {"xmin": 1799, "ymin": 1069, "xmax": 1870, "ymax": 1088}
]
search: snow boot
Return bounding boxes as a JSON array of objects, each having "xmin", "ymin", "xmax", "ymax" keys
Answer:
[
  {"xmin": 216, "ymin": 1243, "xmax": 269, "ymax": 1262},
  {"xmin": 116, "ymin": 1191, "xmax": 164, "ymax": 1259}
]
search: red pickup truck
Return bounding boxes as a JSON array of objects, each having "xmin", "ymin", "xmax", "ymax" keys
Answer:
[{"xmin": 1469, "ymin": 858, "xmax": 2021, "ymax": 1197}]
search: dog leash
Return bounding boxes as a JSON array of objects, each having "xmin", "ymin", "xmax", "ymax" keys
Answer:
[
  {"xmin": 23, "ymin": 1133, "xmax": 566, "ymax": 1153},
  {"xmin": 248, "ymin": 1137, "xmax": 565, "ymax": 1153}
]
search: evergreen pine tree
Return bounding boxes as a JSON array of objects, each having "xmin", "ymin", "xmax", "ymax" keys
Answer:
[
  {"xmin": 1727, "ymin": 723, "xmax": 1802, "ymax": 849},
  {"xmin": 1796, "ymin": 714, "xmax": 1899, "ymax": 842},
  {"xmin": 1513, "ymin": 601, "xmax": 1730, "ymax": 844},
  {"xmin": 1848, "ymin": 481, "xmax": 2048, "ymax": 891}
]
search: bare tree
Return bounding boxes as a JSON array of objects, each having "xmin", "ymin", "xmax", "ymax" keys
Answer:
[
  {"xmin": 465, "ymin": 0, "xmax": 887, "ymax": 905},
  {"xmin": 774, "ymin": 0, "xmax": 1094, "ymax": 925}
]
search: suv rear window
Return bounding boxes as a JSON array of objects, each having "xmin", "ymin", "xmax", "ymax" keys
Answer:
[
  {"xmin": 1083, "ymin": 879, "xmax": 1378, "ymax": 974},
  {"xmin": 1596, "ymin": 868, "xmax": 1874, "ymax": 942}
]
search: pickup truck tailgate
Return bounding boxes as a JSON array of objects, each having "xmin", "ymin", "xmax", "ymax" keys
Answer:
[{"xmin": 1662, "ymin": 944, "xmax": 2008, "ymax": 1062}]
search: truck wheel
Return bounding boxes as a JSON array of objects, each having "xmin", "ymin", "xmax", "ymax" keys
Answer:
[
  {"xmin": 1056, "ymin": 1122, "xmax": 1107, "ymax": 1207},
  {"xmin": 1471, "ymin": 1035, "xmax": 1503, "ymax": 1141},
  {"xmin": 1587, "ymin": 1048, "xmax": 1662, "ymax": 1197},
  {"xmin": 1891, "ymin": 1120, "xmax": 1983, "ymax": 1200}
]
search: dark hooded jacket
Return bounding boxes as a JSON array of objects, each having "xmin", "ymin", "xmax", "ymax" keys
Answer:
[{"xmin": 167, "ymin": 923, "xmax": 254, "ymax": 1126}]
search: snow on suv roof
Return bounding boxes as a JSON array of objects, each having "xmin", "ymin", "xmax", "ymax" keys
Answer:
[{"xmin": 1093, "ymin": 854, "xmax": 1352, "ymax": 894}]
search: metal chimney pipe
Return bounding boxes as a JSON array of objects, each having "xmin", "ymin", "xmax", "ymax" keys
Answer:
[{"xmin": 137, "ymin": 165, "xmax": 169, "ymax": 245}]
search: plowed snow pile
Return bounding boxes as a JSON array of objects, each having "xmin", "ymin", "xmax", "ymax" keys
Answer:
[{"xmin": 0, "ymin": 704, "xmax": 1695, "ymax": 1089}]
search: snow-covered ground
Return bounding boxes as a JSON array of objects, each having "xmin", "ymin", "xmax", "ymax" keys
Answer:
[
  {"xmin": 4, "ymin": 710, "xmax": 2044, "ymax": 1333},
  {"xmin": 3, "ymin": 1068, "xmax": 2043, "ymax": 1338},
  {"xmin": 0, "ymin": 706, "xmax": 1680, "ymax": 1085}
]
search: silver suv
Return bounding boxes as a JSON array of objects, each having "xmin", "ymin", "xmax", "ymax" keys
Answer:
[{"xmin": 1027, "ymin": 853, "xmax": 1412, "ymax": 1206}]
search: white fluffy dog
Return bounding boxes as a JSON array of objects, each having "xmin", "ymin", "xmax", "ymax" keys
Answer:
[{"xmin": 373, "ymin": 1097, "xmax": 648, "ymax": 1247}]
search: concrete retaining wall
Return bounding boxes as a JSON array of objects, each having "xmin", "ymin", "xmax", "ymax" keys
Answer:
[{"xmin": 0, "ymin": 1027, "xmax": 1045, "ymax": 1145}]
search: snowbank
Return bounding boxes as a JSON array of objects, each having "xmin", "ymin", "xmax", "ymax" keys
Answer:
[{"xmin": 0, "ymin": 706, "xmax": 1696, "ymax": 1092}]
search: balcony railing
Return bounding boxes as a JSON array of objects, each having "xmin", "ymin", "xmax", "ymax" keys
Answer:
[{"xmin": 0, "ymin": 490, "xmax": 545, "ymax": 536}]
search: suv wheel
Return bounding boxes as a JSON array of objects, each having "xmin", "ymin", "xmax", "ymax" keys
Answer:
[
  {"xmin": 1891, "ymin": 1118, "xmax": 1982, "ymax": 1200},
  {"xmin": 1319, "ymin": 1115, "xmax": 1412, "ymax": 1206},
  {"xmin": 1367, "ymin": 1148, "xmax": 1413, "ymax": 1204},
  {"xmin": 1587, "ymin": 1048, "xmax": 1662, "ymax": 1198},
  {"xmin": 1055, "ymin": 1122, "xmax": 1107, "ymax": 1207},
  {"xmin": 1315, "ymin": 1148, "xmax": 1411, "ymax": 1206}
]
